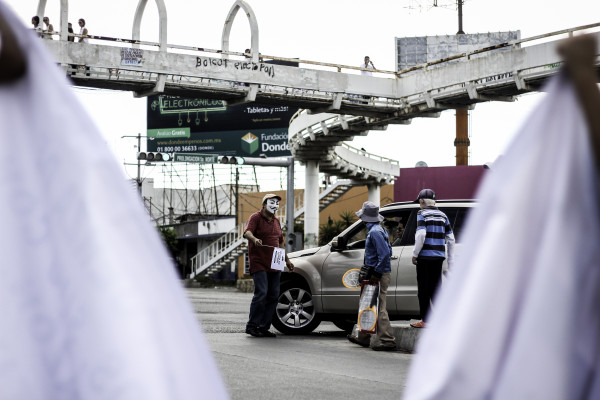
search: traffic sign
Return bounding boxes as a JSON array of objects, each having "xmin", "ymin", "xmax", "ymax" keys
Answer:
[{"xmin": 173, "ymin": 153, "xmax": 218, "ymax": 163}]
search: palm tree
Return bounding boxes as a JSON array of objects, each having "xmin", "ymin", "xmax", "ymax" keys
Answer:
[
  {"xmin": 339, "ymin": 210, "xmax": 356, "ymax": 229},
  {"xmin": 319, "ymin": 220, "xmax": 344, "ymax": 245}
]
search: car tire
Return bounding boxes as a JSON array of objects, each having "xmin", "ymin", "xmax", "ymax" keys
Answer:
[{"xmin": 272, "ymin": 282, "xmax": 321, "ymax": 335}]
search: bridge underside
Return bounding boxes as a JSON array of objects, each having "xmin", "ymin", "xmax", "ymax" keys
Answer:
[
  {"xmin": 50, "ymin": 31, "xmax": 600, "ymax": 128},
  {"xmin": 66, "ymin": 68, "xmax": 554, "ymax": 122}
]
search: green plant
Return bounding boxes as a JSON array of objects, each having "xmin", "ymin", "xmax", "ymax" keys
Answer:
[
  {"xmin": 319, "ymin": 219, "xmax": 344, "ymax": 245},
  {"xmin": 158, "ymin": 226, "xmax": 178, "ymax": 259},
  {"xmin": 338, "ymin": 210, "xmax": 356, "ymax": 229},
  {"xmin": 318, "ymin": 211, "xmax": 357, "ymax": 245}
]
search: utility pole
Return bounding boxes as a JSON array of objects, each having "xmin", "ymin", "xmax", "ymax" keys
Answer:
[
  {"xmin": 285, "ymin": 157, "xmax": 295, "ymax": 254},
  {"xmin": 136, "ymin": 133, "xmax": 142, "ymax": 193},
  {"xmin": 121, "ymin": 133, "xmax": 144, "ymax": 194},
  {"xmin": 455, "ymin": 0, "xmax": 469, "ymax": 165},
  {"xmin": 212, "ymin": 164, "xmax": 219, "ymax": 215},
  {"xmin": 457, "ymin": 0, "xmax": 465, "ymax": 34},
  {"xmin": 235, "ymin": 168, "xmax": 239, "ymax": 230}
]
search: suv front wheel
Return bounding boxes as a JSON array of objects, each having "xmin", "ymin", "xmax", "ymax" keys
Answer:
[{"xmin": 271, "ymin": 282, "xmax": 321, "ymax": 335}]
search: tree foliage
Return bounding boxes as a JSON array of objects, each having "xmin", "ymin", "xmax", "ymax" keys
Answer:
[{"xmin": 158, "ymin": 226, "xmax": 179, "ymax": 259}]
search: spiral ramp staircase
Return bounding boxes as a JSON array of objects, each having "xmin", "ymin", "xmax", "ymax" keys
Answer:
[{"xmin": 288, "ymin": 111, "xmax": 400, "ymax": 184}]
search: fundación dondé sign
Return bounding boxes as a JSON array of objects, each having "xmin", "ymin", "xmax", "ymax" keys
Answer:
[{"xmin": 146, "ymin": 95, "xmax": 298, "ymax": 158}]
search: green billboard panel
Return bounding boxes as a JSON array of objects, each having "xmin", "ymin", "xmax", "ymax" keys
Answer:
[
  {"xmin": 146, "ymin": 95, "xmax": 298, "ymax": 157},
  {"xmin": 149, "ymin": 128, "xmax": 290, "ymax": 156}
]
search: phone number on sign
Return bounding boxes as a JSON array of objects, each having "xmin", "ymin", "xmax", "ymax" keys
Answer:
[{"xmin": 156, "ymin": 146, "xmax": 200, "ymax": 152}]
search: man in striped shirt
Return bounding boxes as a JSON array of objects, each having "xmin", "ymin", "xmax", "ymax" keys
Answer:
[{"xmin": 410, "ymin": 189, "xmax": 455, "ymax": 329}]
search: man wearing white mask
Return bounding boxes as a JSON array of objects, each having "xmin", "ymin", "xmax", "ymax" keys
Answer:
[{"xmin": 244, "ymin": 194, "xmax": 294, "ymax": 338}]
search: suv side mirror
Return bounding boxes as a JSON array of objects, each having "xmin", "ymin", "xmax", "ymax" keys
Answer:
[{"xmin": 331, "ymin": 235, "xmax": 347, "ymax": 251}]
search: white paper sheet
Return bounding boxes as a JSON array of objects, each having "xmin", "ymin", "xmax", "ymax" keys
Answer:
[{"xmin": 270, "ymin": 247, "xmax": 286, "ymax": 271}]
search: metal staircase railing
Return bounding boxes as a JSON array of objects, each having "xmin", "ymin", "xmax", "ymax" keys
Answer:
[
  {"xmin": 318, "ymin": 179, "xmax": 353, "ymax": 210},
  {"xmin": 275, "ymin": 190, "xmax": 304, "ymax": 225},
  {"xmin": 294, "ymin": 179, "xmax": 354, "ymax": 223},
  {"xmin": 189, "ymin": 224, "xmax": 246, "ymax": 278}
]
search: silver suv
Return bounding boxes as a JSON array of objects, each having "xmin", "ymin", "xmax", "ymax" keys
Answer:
[{"xmin": 272, "ymin": 200, "xmax": 474, "ymax": 334}]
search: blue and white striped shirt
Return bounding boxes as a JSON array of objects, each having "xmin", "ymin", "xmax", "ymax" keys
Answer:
[{"xmin": 414, "ymin": 206, "xmax": 453, "ymax": 259}]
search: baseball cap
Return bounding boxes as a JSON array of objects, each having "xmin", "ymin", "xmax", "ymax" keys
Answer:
[
  {"xmin": 415, "ymin": 188, "xmax": 436, "ymax": 202},
  {"xmin": 262, "ymin": 193, "xmax": 281, "ymax": 204}
]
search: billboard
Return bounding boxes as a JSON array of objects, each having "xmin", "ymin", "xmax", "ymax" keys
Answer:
[
  {"xmin": 395, "ymin": 31, "xmax": 521, "ymax": 73},
  {"xmin": 146, "ymin": 95, "xmax": 298, "ymax": 157}
]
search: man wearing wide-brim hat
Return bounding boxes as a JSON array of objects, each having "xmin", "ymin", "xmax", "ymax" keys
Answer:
[
  {"xmin": 347, "ymin": 201, "xmax": 397, "ymax": 351},
  {"xmin": 243, "ymin": 193, "xmax": 294, "ymax": 338}
]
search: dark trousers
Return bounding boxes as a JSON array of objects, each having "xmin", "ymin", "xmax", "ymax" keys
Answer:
[
  {"xmin": 416, "ymin": 258, "xmax": 444, "ymax": 322},
  {"xmin": 247, "ymin": 270, "xmax": 281, "ymax": 330}
]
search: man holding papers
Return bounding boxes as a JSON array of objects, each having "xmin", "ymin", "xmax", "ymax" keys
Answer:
[{"xmin": 244, "ymin": 194, "xmax": 294, "ymax": 338}]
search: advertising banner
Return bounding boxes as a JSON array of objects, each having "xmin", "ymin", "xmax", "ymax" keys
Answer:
[
  {"xmin": 146, "ymin": 95, "xmax": 298, "ymax": 158},
  {"xmin": 395, "ymin": 31, "xmax": 521, "ymax": 73}
]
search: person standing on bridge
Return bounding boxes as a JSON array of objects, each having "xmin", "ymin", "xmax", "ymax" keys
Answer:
[
  {"xmin": 30, "ymin": 15, "xmax": 41, "ymax": 37},
  {"xmin": 360, "ymin": 56, "xmax": 375, "ymax": 103},
  {"xmin": 42, "ymin": 16, "xmax": 53, "ymax": 39},
  {"xmin": 77, "ymin": 18, "xmax": 88, "ymax": 43},
  {"xmin": 67, "ymin": 22, "xmax": 74, "ymax": 42},
  {"xmin": 360, "ymin": 55, "xmax": 375, "ymax": 76},
  {"xmin": 244, "ymin": 194, "xmax": 294, "ymax": 338},
  {"xmin": 410, "ymin": 188, "xmax": 455, "ymax": 329}
]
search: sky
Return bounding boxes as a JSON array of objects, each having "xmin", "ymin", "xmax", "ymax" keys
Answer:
[{"xmin": 7, "ymin": 0, "xmax": 600, "ymax": 190}]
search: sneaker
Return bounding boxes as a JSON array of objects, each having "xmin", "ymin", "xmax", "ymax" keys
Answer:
[
  {"xmin": 260, "ymin": 329, "xmax": 277, "ymax": 338},
  {"xmin": 347, "ymin": 334, "xmax": 370, "ymax": 348},
  {"xmin": 246, "ymin": 326, "xmax": 264, "ymax": 337},
  {"xmin": 410, "ymin": 321, "xmax": 426, "ymax": 328},
  {"xmin": 372, "ymin": 344, "xmax": 397, "ymax": 352}
]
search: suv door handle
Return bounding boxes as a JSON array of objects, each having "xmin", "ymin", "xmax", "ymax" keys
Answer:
[{"xmin": 391, "ymin": 256, "xmax": 398, "ymax": 260}]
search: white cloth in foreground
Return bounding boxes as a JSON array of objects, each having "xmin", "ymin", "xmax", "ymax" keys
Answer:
[
  {"xmin": 405, "ymin": 74, "xmax": 600, "ymax": 399},
  {"xmin": 0, "ymin": 3, "xmax": 229, "ymax": 400}
]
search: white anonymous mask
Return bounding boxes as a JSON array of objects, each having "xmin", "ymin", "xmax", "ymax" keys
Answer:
[{"xmin": 265, "ymin": 198, "xmax": 279, "ymax": 214}]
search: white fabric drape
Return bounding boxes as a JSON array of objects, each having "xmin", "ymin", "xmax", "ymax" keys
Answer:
[
  {"xmin": 0, "ymin": 3, "xmax": 229, "ymax": 399},
  {"xmin": 405, "ymin": 74, "xmax": 600, "ymax": 399}
]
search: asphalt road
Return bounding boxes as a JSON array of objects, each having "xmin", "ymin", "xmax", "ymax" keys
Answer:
[{"xmin": 186, "ymin": 287, "xmax": 413, "ymax": 400}]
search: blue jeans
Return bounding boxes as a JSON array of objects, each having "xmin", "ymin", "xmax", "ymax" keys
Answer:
[{"xmin": 247, "ymin": 270, "xmax": 281, "ymax": 330}]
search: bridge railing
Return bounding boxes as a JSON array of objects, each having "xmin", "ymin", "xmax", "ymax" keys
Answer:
[
  {"xmin": 43, "ymin": 21, "xmax": 600, "ymax": 79},
  {"xmin": 289, "ymin": 109, "xmax": 364, "ymax": 142}
]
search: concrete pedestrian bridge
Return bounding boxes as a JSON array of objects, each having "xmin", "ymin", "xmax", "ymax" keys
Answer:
[{"xmin": 33, "ymin": 0, "xmax": 600, "ymax": 250}]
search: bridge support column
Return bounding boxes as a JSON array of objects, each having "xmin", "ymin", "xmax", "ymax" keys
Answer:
[
  {"xmin": 304, "ymin": 160, "xmax": 319, "ymax": 248},
  {"xmin": 455, "ymin": 109, "xmax": 470, "ymax": 166},
  {"xmin": 367, "ymin": 184, "xmax": 380, "ymax": 206}
]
